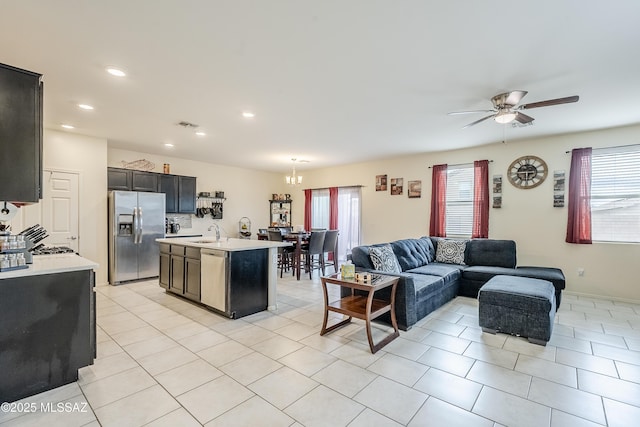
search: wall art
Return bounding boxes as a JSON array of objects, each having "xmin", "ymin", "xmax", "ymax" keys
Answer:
[
  {"xmin": 408, "ymin": 180, "xmax": 422, "ymax": 198},
  {"xmin": 553, "ymin": 170, "xmax": 565, "ymax": 207},
  {"xmin": 390, "ymin": 178, "xmax": 403, "ymax": 195},
  {"xmin": 492, "ymin": 174, "xmax": 502, "ymax": 208},
  {"xmin": 375, "ymin": 174, "xmax": 387, "ymax": 191}
]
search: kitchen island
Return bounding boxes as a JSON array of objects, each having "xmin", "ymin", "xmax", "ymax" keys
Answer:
[
  {"xmin": 0, "ymin": 254, "xmax": 98, "ymax": 403},
  {"xmin": 156, "ymin": 237, "xmax": 291, "ymax": 319}
]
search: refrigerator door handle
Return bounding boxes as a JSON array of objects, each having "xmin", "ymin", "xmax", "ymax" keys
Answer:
[
  {"xmin": 133, "ymin": 207, "xmax": 140, "ymax": 244},
  {"xmin": 138, "ymin": 207, "xmax": 144, "ymax": 244}
]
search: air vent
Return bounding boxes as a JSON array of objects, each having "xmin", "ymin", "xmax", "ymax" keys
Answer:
[{"xmin": 177, "ymin": 121, "xmax": 199, "ymax": 129}]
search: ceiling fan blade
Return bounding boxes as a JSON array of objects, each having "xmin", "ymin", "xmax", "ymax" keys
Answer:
[
  {"xmin": 519, "ymin": 95, "xmax": 579, "ymax": 110},
  {"xmin": 462, "ymin": 114, "xmax": 496, "ymax": 129},
  {"xmin": 515, "ymin": 112, "xmax": 535, "ymax": 124},
  {"xmin": 504, "ymin": 90, "xmax": 528, "ymax": 106},
  {"xmin": 447, "ymin": 110, "xmax": 495, "ymax": 115}
]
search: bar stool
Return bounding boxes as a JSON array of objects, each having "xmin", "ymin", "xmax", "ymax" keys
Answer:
[
  {"xmin": 300, "ymin": 230, "xmax": 326, "ymax": 279},
  {"xmin": 268, "ymin": 230, "xmax": 292, "ymax": 277},
  {"xmin": 321, "ymin": 229, "xmax": 339, "ymax": 274}
]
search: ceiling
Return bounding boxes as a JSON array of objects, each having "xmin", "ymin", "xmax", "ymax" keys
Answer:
[{"xmin": 2, "ymin": 1, "xmax": 640, "ymax": 174}]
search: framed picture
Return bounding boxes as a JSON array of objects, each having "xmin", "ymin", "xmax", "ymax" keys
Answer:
[
  {"xmin": 375, "ymin": 174, "xmax": 387, "ymax": 191},
  {"xmin": 492, "ymin": 175, "xmax": 502, "ymax": 208},
  {"xmin": 390, "ymin": 178, "xmax": 403, "ymax": 195},
  {"xmin": 408, "ymin": 180, "xmax": 422, "ymax": 198},
  {"xmin": 553, "ymin": 170, "xmax": 565, "ymax": 207}
]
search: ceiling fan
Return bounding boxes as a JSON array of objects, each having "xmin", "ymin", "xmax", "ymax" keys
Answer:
[{"xmin": 448, "ymin": 91, "xmax": 579, "ymax": 129}]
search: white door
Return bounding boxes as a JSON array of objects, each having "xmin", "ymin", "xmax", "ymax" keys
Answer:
[{"xmin": 42, "ymin": 170, "xmax": 80, "ymax": 251}]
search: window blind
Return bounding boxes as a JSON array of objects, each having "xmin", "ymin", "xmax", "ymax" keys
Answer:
[
  {"xmin": 591, "ymin": 145, "xmax": 640, "ymax": 243},
  {"xmin": 446, "ymin": 166, "xmax": 474, "ymax": 236}
]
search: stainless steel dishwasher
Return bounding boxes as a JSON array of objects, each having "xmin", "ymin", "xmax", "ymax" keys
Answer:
[{"xmin": 200, "ymin": 248, "xmax": 227, "ymax": 313}]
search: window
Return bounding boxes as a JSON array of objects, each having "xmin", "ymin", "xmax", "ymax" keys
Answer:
[
  {"xmin": 311, "ymin": 189, "xmax": 329, "ymax": 230},
  {"xmin": 591, "ymin": 145, "xmax": 640, "ymax": 243},
  {"xmin": 310, "ymin": 187, "xmax": 361, "ymax": 262},
  {"xmin": 445, "ymin": 165, "xmax": 474, "ymax": 236}
]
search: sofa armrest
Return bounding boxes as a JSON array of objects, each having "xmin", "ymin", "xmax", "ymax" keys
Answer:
[{"xmin": 341, "ymin": 268, "xmax": 417, "ymax": 330}]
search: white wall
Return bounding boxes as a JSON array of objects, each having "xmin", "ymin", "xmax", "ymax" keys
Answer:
[
  {"xmin": 107, "ymin": 148, "xmax": 290, "ymax": 238},
  {"xmin": 12, "ymin": 130, "xmax": 109, "ymax": 284},
  {"xmin": 297, "ymin": 124, "xmax": 640, "ymax": 302}
]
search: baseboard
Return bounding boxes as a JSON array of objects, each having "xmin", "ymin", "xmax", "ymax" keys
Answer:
[{"xmin": 563, "ymin": 290, "xmax": 640, "ymax": 305}]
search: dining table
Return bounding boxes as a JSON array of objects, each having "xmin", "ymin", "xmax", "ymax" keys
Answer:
[{"xmin": 284, "ymin": 232, "xmax": 310, "ymax": 280}]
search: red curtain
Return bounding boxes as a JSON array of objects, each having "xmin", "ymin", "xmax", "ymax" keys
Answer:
[
  {"xmin": 566, "ymin": 148, "xmax": 593, "ymax": 244},
  {"xmin": 304, "ymin": 189, "xmax": 312, "ymax": 232},
  {"xmin": 329, "ymin": 187, "xmax": 338, "ymax": 230},
  {"xmin": 429, "ymin": 164, "xmax": 447, "ymax": 237},
  {"xmin": 472, "ymin": 160, "xmax": 489, "ymax": 238}
]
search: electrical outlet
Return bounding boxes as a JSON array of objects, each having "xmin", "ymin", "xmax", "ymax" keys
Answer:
[{"xmin": 577, "ymin": 268, "xmax": 585, "ymax": 276}]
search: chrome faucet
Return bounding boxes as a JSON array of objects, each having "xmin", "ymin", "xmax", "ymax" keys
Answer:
[{"xmin": 208, "ymin": 224, "xmax": 221, "ymax": 241}]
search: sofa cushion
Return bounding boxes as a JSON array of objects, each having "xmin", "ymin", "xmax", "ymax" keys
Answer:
[
  {"xmin": 435, "ymin": 239, "xmax": 467, "ymax": 265},
  {"xmin": 369, "ymin": 244, "xmax": 402, "ymax": 273},
  {"xmin": 390, "ymin": 238, "xmax": 435, "ymax": 271},
  {"xmin": 351, "ymin": 243, "xmax": 386, "ymax": 270},
  {"xmin": 466, "ymin": 239, "xmax": 517, "ymax": 268},
  {"xmin": 407, "ymin": 263, "xmax": 462, "ymax": 286},
  {"xmin": 405, "ymin": 273, "xmax": 446, "ymax": 302},
  {"xmin": 464, "ymin": 265, "xmax": 565, "ymax": 292}
]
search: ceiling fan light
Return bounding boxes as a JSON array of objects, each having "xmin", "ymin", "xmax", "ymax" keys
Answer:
[{"xmin": 494, "ymin": 111, "xmax": 517, "ymax": 124}]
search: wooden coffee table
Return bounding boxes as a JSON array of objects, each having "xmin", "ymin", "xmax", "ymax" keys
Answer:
[{"xmin": 320, "ymin": 273, "xmax": 400, "ymax": 353}]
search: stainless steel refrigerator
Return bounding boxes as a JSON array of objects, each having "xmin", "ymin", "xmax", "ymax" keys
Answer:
[{"xmin": 109, "ymin": 190, "xmax": 165, "ymax": 284}]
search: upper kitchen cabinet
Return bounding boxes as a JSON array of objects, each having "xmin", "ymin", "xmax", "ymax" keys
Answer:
[
  {"xmin": 178, "ymin": 176, "xmax": 196, "ymax": 214},
  {"xmin": 108, "ymin": 167, "xmax": 197, "ymax": 214},
  {"xmin": 159, "ymin": 174, "xmax": 178, "ymax": 212},
  {"xmin": 159, "ymin": 174, "xmax": 196, "ymax": 214},
  {"xmin": 131, "ymin": 170, "xmax": 158, "ymax": 192},
  {"xmin": 107, "ymin": 168, "xmax": 158, "ymax": 192},
  {"xmin": 0, "ymin": 63, "xmax": 43, "ymax": 203},
  {"xmin": 107, "ymin": 167, "xmax": 131, "ymax": 191}
]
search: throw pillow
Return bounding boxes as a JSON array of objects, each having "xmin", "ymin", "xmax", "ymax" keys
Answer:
[
  {"xmin": 435, "ymin": 239, "xmax": 468, "ymax": 265},
  {"xmin": 369, "ymin": 244, "xmax": 402, "ymax": 273}
]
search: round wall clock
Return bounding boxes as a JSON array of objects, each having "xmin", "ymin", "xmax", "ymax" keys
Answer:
[{"xmin": 507, "ymin": 155, "xmax": 548, "ymax": 189}]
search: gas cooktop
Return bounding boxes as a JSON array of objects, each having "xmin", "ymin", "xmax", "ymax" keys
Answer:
[{"xmin": 32, "ymin": 246, "xmax": 76, "ymax": 255}]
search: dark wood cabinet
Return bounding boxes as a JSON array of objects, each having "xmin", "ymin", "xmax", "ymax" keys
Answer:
[
  {"xmin": 107, "ymin": 167, "xmax": 131, "ymax": 191},
  {"xmin": 131, "ymin": 171, "xmax": 158, "ymax": 192},
  {"xmin": 169, "ymin": 254, "xmax": 185, "ymax": 294},
  {"xmin": 0, "ymin": 63, "xmax": 43, "ymax": 203},
  {"xmin": 159, "ymin": 174, "xmax": 179, "ymax": 213},
  {"xmin": 184, "ymin": 249, "xmax": 201, "ymax": 301},
  {"xmin": 178, "ymin": 176, "xmax": 197, "ymax": 214},
  {"xmin": 159, "ymin": 245, "xmax": 170, "ymax": 289},
  {"xmin": 163, "ymin": 243, "xmax": 201, "ymax": 302},
  {"xmin": 107, "ymin": 167, "xmax": 196, "ymax": 214}
]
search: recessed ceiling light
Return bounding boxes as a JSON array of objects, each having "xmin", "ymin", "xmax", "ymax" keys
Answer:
[
  {"xmin": 242, "ymin": 111, "xmax": 255, "ymax": 118},
  {"xmin": 106, "ymin": 67, "xmax": 126, "ymax": 77},
  {"xmin": 164, "ymin": 143, "xmax": 174, "ymax": 148},
  {"xmin": 78, "ymin": 104, "xmax": 94, "ymax": 110},
  {"xmin": 61, "ymin": 124, "xmax": 74, "ymax": 129},
  {"xmin": 195, "ymin": 131, "xmax": 206, "ymax": 136}
]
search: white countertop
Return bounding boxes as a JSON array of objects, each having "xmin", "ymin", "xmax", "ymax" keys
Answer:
[
  {"xmin": 0, "ymin": 254, "xmax": 99, "ymax": 279},
  {"xmin": 156, "ymin": 236, "xmax": 291, "ymax": 251}
]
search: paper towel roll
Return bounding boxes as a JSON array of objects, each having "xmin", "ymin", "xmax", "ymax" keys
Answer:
[{"xmin": 0, "ymin": 202, "xmax": 18, "ymax": 222}]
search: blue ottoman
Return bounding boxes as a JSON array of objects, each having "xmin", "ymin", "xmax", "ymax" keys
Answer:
[{"xmin": 478, "ymin": 275, "xmax": 556, "ymax": 346}]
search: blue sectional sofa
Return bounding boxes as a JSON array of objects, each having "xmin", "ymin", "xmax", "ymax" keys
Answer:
[{"xmin": 349, "ymin": 237, "xmax": 565, "ymax": 331}]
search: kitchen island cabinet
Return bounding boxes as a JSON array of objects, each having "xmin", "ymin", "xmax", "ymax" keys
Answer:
[
  {"xmin": 0, "ymin": 254, "xmax": 98, "ymax": 403},
  {"xmin": 156, "ymin": 237, "xmax": 290, "ymax": 318}
]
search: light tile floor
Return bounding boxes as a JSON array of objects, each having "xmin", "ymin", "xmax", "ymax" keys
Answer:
[{"xmin": 2, "ymin": 274, "xmax": 640, "ymax": 426}]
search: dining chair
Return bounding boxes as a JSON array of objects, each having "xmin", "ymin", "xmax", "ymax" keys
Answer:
[
  {"xmin": 321, "ymin": 229, "xmax": 339, "ymax": 274},
  {"xmin": 300, "ymin": 230, "xmax": 326, "ymax": 279},
  {"xmin": 268, "ymin": 230, "xmax": 292, "ymax": 277}
]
